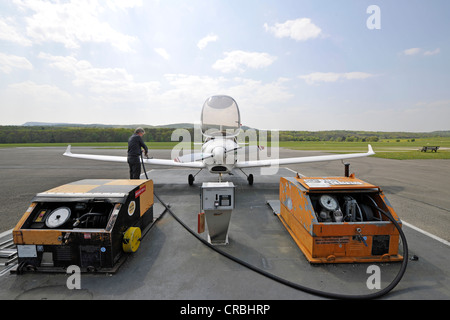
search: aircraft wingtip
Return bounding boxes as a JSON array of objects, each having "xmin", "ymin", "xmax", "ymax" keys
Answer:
[
  {"xmin": 64, "ymin": 145, "xmax": 72, "ymax": 156},
  {"xmin": 368, "ymin": 144, "xmax": 375, "ymax": 154}
]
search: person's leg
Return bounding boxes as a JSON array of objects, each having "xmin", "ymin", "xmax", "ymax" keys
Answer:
[{"xmin": 128, "ymin": 157, "xmax": 141, "ymax": 179}]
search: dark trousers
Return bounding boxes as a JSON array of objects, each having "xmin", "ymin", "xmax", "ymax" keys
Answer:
[{"xmin": 128, "ymin": 156, "xmax": 142, "ymax": 179}]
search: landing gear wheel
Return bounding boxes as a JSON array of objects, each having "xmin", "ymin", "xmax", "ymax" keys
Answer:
[
  {"xmin": 122, "ymin": 227, "xmax": 142, "ymax": 253},
  {"xmin": 247, "ymin": 174, "xmax": 254, "ymax": 186},
  {"xmin": 188, "ymin": 174, "xmax": 195, "ymax": 186}
]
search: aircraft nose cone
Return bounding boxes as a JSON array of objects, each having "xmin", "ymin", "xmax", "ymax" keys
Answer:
[{"xmin": 213, "ymin": 147, "xmax": 225, "ymax": 164}]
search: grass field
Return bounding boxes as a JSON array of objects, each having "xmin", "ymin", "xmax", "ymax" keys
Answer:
[
  {"xmin": 1, "ymin": 138, "xmax": 450, "ymax": 160},
  {"xmin": 280, "ymin": 138, "xmax": 450, "ymax": 160}
]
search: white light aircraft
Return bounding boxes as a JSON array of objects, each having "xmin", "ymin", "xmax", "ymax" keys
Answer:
[{"xmin": 64, "ymin": 95, "xmax": 375, "ymax": 185}]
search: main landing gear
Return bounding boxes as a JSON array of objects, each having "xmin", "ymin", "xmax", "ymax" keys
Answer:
[
  {"xmin": 247, "ymin": 174, "xmax": 254, "ymax": 185},
  {"xmin": 188, "ymin": 169, "xmax": 203, "ymax": 186},
  {"xmin": 239, "ymin": 169, "xmax": 254, "ymax": 186}
]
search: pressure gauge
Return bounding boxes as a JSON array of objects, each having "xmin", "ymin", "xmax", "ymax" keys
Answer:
[
  {"xmin": 319, "ymin": 195, "xmax": 339, "ymax": 211},
  {"xmin": 45, "ymin": 207, "xmax": 71, "ymax": 229}
]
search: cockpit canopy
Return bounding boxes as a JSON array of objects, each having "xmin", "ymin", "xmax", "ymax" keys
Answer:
[{"xmin": 201, "ymin": 95, "xmax": 241, "ymax": 137}]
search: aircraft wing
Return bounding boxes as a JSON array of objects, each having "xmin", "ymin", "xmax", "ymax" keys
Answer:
[
  {"xmin": 63, "ymin": 145, "xmax": 206, "ymax": 169},
  {"xmin": 235, "ymin": 145, "xmax": 375, "ymax": 169}
]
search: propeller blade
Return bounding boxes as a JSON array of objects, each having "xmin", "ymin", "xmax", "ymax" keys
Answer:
[
  {"xmin": 231, "ymin": 145, "xmax": 264, "ymax": 154},
  {"xmin": 224, "ymin": 147, "xmax": 240, "ymax": 154},
  {"xmin": 174, "ymin": 153, "xmax": 214, "ymax": 163},
  {"xmin": 245, "ymin": 145, "xmax": 265, "ymax": 153}
]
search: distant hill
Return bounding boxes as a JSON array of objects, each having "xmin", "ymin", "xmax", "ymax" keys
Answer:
[{"xmin": 22, "ymin": 122, "xmax": 195, "ymax": 129}]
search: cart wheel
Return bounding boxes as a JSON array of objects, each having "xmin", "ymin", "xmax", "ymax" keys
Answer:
[{"xmin": 122, "ymin": 227, "xmax": 142, "ymax": 253}]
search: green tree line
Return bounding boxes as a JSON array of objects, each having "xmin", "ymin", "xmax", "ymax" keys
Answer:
[
  {"xmin": 0, "ymin": 126, "xmax": 449, "ymax": 144},
  {"xmin": 0, "ymin": 126, "xmax": 193, "ymax": 144}
]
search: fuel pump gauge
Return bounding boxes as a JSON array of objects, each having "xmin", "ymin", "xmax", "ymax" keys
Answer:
[
  {"xmin": 319, "ymin": 195, "xmax": 339, "ymax": 211},
  {"xmin": 45, "ymin": 207, "xmax": 71, "ymax": 229}
]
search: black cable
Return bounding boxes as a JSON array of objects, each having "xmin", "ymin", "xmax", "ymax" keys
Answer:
[
  {"xmin": 141, "ymin": 155, "xmax": 408, "ymax": 299},
  {"xmin": 155, "ymin": 190, "xmax": 408, "ymax": 300},
  {"xmin": 140, "ymin": 152, "xmax": 149, "ymax": 180}
]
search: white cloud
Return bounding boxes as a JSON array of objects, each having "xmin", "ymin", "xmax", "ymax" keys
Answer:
[
  {"xmin": 299, "ymin": 72, "xmax": 374, "ymax": 85},
  {"xmin": 3, "ymin": 81, "xmax": 78, "ymax": 123},
  {"xmin": 0, "ymin": 53, "xmax": 33, "ymax": 74},
  {"xmin": 0, "ymin": 18, "xmax": 33, "ymax": 46},
  {"xmin": 402, "ymin": 47, "xmax": 441, "ymax": 57},
  {"xmin": 154, "ymin": 48, "xmax": 170, "ymax": 61},
  {"xmin": 212, "ymin": 50, "xmax": 277, "ymax": 73},
  {"xmin": 7, "ymin": 81, "xmax": 72, "ymax": 101},
  {"xmin": 343, "ymin": 72, "xmax": 375, "ymax": 80},
  {"xmin": 161, "ymin": 74, "xmax": 292, "ymax": 107},
  {"xmin": 1, "ymin": 63, "xmax": 292, "ymax": 126},
  {"xmin": 197, "ymin": 34, "xmax": 218, "ymax": 50},
  {"xmin": 424, "ymin": 48, "xmax": 441, "ymax": 56},
  {"xmin": 228, "ymin": 77, "xmax": 293, "ymax": 108},
  {"xmin": 11, "ymin": 0, "xmax": 139, "ymax": 52},
  {"xmin": 403, "ymin": 48, "xmax": 422, "ymax": 56},
  {"xmin": 146, "ymin": 74, "xmax": 293, "ymax": 126},
  {"xmin": 39, "ymin": 53, "xmax": 160, "ymax": 103},
  {"xmin": 415, "ymin": 99, "xmax": 450, "ymax": 110},
  {"xmin": 264, "ymin": 18, "xmax": 322, "ymax": 41},
  {"xmin": 104, "ymin": 0, "xmax": 144, "ymax": 11}
]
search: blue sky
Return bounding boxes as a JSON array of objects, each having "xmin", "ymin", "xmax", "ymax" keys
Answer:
[{"xmin": 0, "ymin": 0, "xmax": 449, "ymax": 131}]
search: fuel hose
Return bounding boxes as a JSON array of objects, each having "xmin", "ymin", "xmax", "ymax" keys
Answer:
[{"xmin": 140, "ymin": 154, "xmax": 408, "ymax": 300}]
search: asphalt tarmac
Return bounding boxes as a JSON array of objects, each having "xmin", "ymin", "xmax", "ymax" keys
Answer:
[
  {"xmin": 0, "ymin": 146, "xmax": 449, "ymax": 300},
  {"xmin": 1, "ymin": 147, "xmax": 449, "ymax": 241}
]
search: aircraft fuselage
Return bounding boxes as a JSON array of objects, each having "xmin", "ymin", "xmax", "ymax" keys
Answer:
[{"xmin": 202, "ymin": 136, "xmax": 238, "ymax": 174}]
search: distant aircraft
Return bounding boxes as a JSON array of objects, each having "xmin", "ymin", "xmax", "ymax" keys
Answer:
[{"xmin": 64, "ymin": 95, "xmax": 375, "ymax": 185}]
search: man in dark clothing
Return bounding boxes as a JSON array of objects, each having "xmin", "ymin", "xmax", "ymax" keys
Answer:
[{"xmin": 127, "ymin": 128, "xmax": 149, "ymax": 179}]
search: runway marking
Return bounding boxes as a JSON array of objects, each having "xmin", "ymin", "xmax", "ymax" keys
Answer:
[
  {"xmin": 402, "ymin": 221, "xmax": 450, "ymax": 247},
  {"xmin": 284, "ymin": 167, "xmax": 306, "ymax": 177},
  {"xmin": 139, "ymin": 169, "xmax": 155, "ymax": 179},
  {"xmin": 0, "ymin": 229, "xmax": 12, "ymax": 239}
]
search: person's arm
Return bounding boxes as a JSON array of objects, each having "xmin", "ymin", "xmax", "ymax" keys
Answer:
[{"xmin": 139, "ymin": 136, "xmax": 149, "ymax": 155}]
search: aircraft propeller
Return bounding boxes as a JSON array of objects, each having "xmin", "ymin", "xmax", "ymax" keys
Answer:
[{"xmin": 173, "ymin": 145, "xmax": 264, "ymax": 163}]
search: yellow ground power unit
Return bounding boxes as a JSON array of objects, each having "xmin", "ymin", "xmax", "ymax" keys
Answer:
[
  {"xmin": 279, "ymin": 175, "xmax": 404, "ymax": 264},
  {"xmin": 12, "ymin": 179, "xmax": 154, "ymax": 273}
]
